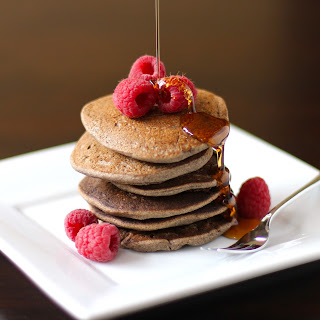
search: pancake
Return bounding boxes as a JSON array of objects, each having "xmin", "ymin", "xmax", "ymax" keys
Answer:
[
  {"xmin": 119, "ymin": 215, "xmax": 236, "ymax": 252},
  {"xmin": 79, "ymin": 176, "xmax": 220, "ymax": 220},
  {"xmin": 71, "ymin": 132, "xmax": 213, "ymax": 185},
  {"xmin": 113, "ymin": 155, "xmax": 218, "ymax": 196},
  {"xmin": 81, "ymin": 88, "xmax": 228, "ymax": 163},
  {"xmin": 90, "ymin": 201, "xmax": 227, "ymax": 231}
]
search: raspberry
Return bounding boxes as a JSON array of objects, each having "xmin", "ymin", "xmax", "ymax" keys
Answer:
[
  {"xmin": 113, "ymin": 78, "xmax": 157, "ymax": 118},
  {"xmin": 157, "ymin": 75, "xmax": 197, "ymax": 113},
  {"xmin": 128, "ymin": 55, "xmax": 166, "ymax": 81},
  {"xmin": 64, "ymin": 209, "xmax": 98, "ymax": 241},
  {"xmin": 237, "ymin": 177, "xmax": 271, "ymax": 220},
  {"xmin": 75, "ymin": 223, "xmax": 120, "ymax": 262},
  {"xmin": 177, "ymin": 75, "xmax": 197, "ymax": 100}
]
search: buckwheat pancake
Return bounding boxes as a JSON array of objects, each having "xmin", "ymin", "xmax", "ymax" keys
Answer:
[
  {"xmin": 79, "ymin": 176, "xmax": 220, "ymax": 220},
  {"xmin": 71, "ymin": 132, "xmax": 213, "ymax": 185},
  {"xmin": 90, "ymin": 202, "xmax": 227, "ymax": 231},
  {"xmin": 113, "ymin": 156, "xmax": 218, "ymax": 196},
  {"xmin": 119, "ymin": 215, "xmax": 236, "ymax": 252},
  {"xmin": 81, "ymin": 88, "xmax": 228, "ymax": 163}
]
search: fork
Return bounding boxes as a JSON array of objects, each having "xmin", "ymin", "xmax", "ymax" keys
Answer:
[{"xmin": 217, "ymin": 173, "xmax": 320, "ymax": 253}]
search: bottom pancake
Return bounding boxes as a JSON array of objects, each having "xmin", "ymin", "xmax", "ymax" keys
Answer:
[{"xmin": 119, "ymin": 214, "xmax": 236, "ymax": 252}]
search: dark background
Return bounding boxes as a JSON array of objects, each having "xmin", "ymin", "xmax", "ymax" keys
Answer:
[
  {"xmin": 0, "ymin": 1, "xmax": 320, "ymax": 319},
  {"xmin": 1, "ymin": 0, "xmax": 319, "ymax": 168}
]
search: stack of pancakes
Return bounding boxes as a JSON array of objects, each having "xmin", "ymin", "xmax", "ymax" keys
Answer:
[{"xmin": 71, "ymin": 88, "xmax": 236, "ymax": 252}]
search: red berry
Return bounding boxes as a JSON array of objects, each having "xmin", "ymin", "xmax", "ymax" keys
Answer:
[
  {"xmin": 113, "ymin": 78, "xmax": 157, "ymax": 118},
  {"xmin": 64, "ymin": 209, "xmax": 98, "ymax": 241},
  {"xmin": 156, "ymin": 75, "xmax": 197, "ymax": 114},
  {"xmin": 75, "ymin": 223, "xmax": 120, "ymax": 262},
  {"xmin": 128, "ymin": 55, "xmax": 166, "ymax": 81},
  {"xmin": 237, "ymin": 177, "xmax": 271, "ymax": 220},
  {"xmin": 178, "ymin": 75, "xmax": 197, "ymax": 100}
]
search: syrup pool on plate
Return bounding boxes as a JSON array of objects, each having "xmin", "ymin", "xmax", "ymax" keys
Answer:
[{"xmin": 223, "ymin": 216, "xmax": 261, "ymax": 239}]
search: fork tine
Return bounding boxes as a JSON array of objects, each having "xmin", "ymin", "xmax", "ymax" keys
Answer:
[
  {"xmin": 234, "ymin": 243, "xmax": 261, "ymax": 250},
  {"xmin": 215, "ymin": 174, "xmax": 320, "ymax": 254},
  {"xmin": 217, "ymin": 243, "xmax": 262, "ymax": 253},
  {"xmin": 217, "ymin": 243, "xmax": 246, "ymax": 251},
  {"xmin": 227, "ymin": 242, "xmax": 247, "ymax": 250},
  {"xmin": 223, "ymin": 240, "xmax": 249, "ymax": 250}
]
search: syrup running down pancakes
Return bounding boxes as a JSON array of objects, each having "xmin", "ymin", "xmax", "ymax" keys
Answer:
[{"xmin": 71, "ymin": 88, "xmax": 236, "ymax": 252}]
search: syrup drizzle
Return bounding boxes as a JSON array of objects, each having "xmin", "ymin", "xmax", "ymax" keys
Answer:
[
  {"xmin": 180, "ymin": 111, "xmax": 237, "ymax": 221},
  {"xmin": 154, "ymin": 1, "xmax": 195, "ymax": 112},
  {"xmin": 180, "ymin": 111, "xmax": 261, "ymax": 239},
  {"xmin": 153, "ymin": 76, "xmax": 196, "ymax": 111},
  {"xmin": 155, "ymin": 0, "xmax": 160, "ymax": 79},
  {"xmin": 155, "ymin": 0, "xmax": 246, "ymax": 239},
  {"xmin": 223, "ymin": 216, "xmax": 260, "ymax": 239}
]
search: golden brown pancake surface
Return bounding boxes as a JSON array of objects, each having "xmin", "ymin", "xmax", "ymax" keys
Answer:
[{"xmin": 81, "ymin": 89, "xmax": 228, "ymax": 163}]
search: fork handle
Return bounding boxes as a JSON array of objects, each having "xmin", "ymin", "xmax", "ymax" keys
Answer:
[{"xmin": 262, "ymin": 173, "xmax": 320, "ymax": 228}]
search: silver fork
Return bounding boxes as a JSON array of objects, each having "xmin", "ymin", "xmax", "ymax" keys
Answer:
[{"xmin": 217, "ymin": 173, "xmax": 320, "ymax": 253}]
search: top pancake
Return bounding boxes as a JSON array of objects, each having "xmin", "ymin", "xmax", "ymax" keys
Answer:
[{"xmin": 81, "ymin": 88, "xmax": 228, "ymax": 163}]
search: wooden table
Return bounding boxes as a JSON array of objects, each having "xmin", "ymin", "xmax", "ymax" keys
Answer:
[{"xmin": 1, "ymin": 1, "xmax": 319, "ymax": 319}]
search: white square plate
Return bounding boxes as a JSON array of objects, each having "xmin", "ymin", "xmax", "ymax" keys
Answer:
[{"xmin": 0, "ymin": 125, "xmax": 319, "ymax": 320}]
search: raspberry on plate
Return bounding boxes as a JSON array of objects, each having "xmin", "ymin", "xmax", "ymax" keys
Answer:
[
  {"xmin": 113, "ymin": 78, "xmax": 157, "ymax": 118},
  {"xmin": 64, "ymin": 209, "xmax": 98, "ymax": 241},
  {"xmin": 75, "ymin": 223, "xmax": 120, "ymax": 262},
  {"xmin": 128, "ymin": 55, "xmax": 166, "ymax": 81},
  {"xmin": 237, "ymin": 177, "xmax": 271, "ymax": 220},
  {"xmin": 156, "ymin": 75, "xmax": 197, "ymax": 113}
]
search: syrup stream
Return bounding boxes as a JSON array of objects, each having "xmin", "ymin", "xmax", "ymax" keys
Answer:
[
  {"xmin": 154, "ymin": 0, "xmax": 246, "ymax": 239},
  {"xmin": 154, "ymin": 1, "xmax": 196, "ymax": 112},
  {"xmin": 216, "ymin": 145, "xmax": 224, "ymax": 170},
  {"xmin": 155, "ymin": 0, "xmax": 160, "ymax": 79}
]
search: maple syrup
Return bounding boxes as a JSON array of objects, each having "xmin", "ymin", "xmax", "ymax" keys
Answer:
[
  {"xmin": 154, "ymin": 0, "xmax": 253, "ymax": 240},
  {"xmin": 180, "ymin": 112, "xmax": 229, "ymax": 152},
  {"xmin": 153, "ymin": 77, "xmax": 195, "ymax": 108},
  {"xmin": 223, "ymin": 216, "xmax": 260, "ymax": 239},
  {"xmin": 155, "ymin": 0, "xmax": 161, "ymax": 79},
  {"xmin": 180, "ymin": 111, "xmax": 236, "ymax": 213},
  {"xmin": 180, "ymin": 111, "xmax": 263, "ymax": 239}
]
